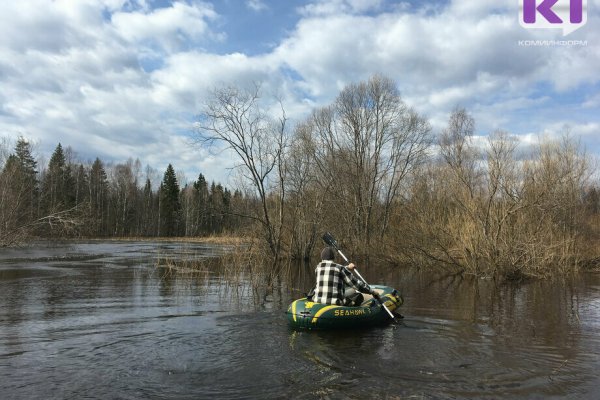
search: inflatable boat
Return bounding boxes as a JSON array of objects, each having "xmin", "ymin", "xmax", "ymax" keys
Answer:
[{"xmin": 286, "ymin": 285, "xmax": 403, "ymax": 330}]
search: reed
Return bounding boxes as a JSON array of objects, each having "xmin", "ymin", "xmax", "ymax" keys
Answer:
[
  {"xmin": 91, "ymin": 235, "xmax": 248, "ymax": 245},
  {"xmin": 154, "ymin": 237, "xmax": 281, "ymax": 294}
]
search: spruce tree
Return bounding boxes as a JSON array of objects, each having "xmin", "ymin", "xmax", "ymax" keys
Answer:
[
  {"xmin": 13, "ymin": 137, "xmax": 39, "ymax": 222},
  {"xmin": 42, "ymin": 143, "xmax": 75, "ymax": 213},
  {"xmin": 89, "ymin": 158, "xmax": 108, "ymax": 235},
  {"xmin": 141, "ymin": 178, "xmax": 158, "ymax": 236},
  {"xmin": 159, "ymin": 164, "xmax": 181, "ymax": 236},
  {"xmin": 194, "ymin": 173, "xmax": 209, "ymax": 234},
  {"xmin": 74, "ymin": 164, "xmax": 88, "ymax": 207}
]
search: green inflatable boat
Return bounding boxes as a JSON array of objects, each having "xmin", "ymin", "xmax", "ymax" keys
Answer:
[{"xmin": 286, "ymin": 285, "xmax": 403, "ymax": 330}]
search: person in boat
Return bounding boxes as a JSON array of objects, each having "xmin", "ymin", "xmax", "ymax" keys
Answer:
[{"xmin": 311, "ymin": 246, "xmax": 380, "ymax": 306}]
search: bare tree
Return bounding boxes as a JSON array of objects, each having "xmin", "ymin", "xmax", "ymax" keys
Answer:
[
  {"xmin": 406, "ymin": 107, "xmax": 594, "ymax": 279},
  {"xmin": 109, "ymin": 159, "xmax": 140, "ymax": 236},
  {"xmin": 286, "ymin": 121, "xmax": 325, "ymax": 260},
  {"xmin": 297, "ymin": 74, "xmax": 431, "ymax": 255},
  {"xmin": 195, "ymin": 83, "xmax": 288, "ymax": 269}
]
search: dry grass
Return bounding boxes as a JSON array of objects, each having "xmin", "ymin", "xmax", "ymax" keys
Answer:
[
  {"xmin": 154, "ymin": 237, "xmax": 283, "ymax": 309},
  {"xmin": 155, "ymin": 236, "xmax": 273, "ymax": 282},
  {"xmin": 87, "ymin": 234, "xmax": 253, "ymax": 245}
]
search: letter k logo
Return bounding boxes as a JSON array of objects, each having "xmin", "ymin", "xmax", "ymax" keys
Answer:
[
  {"xmin": 520, "ymin": 0, "xmax": 587, "ymax": 36},
  {"xmin": 523, "ymin": 0, "xmax": 562, "ymax": 23}
]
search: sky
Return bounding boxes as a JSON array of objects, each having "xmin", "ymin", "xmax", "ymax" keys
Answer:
[{"xmin": 0, "ymin": 0, "xmax": 598, "ymax": 186}]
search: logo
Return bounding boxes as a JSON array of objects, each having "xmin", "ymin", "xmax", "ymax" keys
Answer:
[{"xmin": 519, "ymin": 0, "xmax": 587, "ymax": 36}]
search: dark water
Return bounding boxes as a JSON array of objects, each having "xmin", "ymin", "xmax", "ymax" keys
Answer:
[{"xmin": 1, "ymin": 241, "xmax": 599, "ymax": 399}]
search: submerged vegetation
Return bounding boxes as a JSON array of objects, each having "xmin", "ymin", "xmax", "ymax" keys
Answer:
[{"xmin": 2, "ymin": 75, "xmax": 599, "ymax": 281}]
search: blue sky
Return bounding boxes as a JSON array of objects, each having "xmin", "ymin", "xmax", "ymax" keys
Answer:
[{"xmin": 0, "ymin": 0, "xmax": 598, "ymax": 186}]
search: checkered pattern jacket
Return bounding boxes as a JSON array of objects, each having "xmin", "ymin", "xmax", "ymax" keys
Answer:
[{"xmin": 312, "ymin": 260, "xmax": 372, "ymax": 305}]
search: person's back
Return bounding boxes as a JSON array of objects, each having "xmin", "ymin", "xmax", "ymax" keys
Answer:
[
  {"xmin": 312, "ymin": 246, "xmax": 374, "ymax": 306},
  {"xmin": 312, "ymin": 259, "xmax": 346, "ymax": 305}
]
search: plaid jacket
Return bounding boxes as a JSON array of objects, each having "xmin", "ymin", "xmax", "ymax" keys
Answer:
[{"xmin": 312, "ymin": 261, "xmax": 372, "ymax": 305}]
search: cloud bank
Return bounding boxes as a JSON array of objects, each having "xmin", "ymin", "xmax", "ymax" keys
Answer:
[{"xmin": 0, "ymin": 0, "xmax": 598, "ymax": 185}]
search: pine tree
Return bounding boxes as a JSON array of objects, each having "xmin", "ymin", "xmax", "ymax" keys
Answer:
[{"xmin": 159, "ymin": 164, "xmax": 181, "ymax": 236}]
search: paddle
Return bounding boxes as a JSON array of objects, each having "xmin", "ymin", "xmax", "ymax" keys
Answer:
[{"xmin": 322, "ymin": 232, "xmax": 396, "ymax": 321}]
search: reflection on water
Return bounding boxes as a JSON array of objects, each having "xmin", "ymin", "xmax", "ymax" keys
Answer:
[{"xmin": 0, "ymin": 240, "xmax": 599, "ymax": 399}]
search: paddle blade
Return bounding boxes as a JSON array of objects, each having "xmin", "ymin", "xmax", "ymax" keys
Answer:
[{"xmin": 322, "ymin": 232, "xmax": 338, "ymax": 249}]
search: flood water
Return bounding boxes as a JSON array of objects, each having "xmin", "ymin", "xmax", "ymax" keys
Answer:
[{"xmin": 1, "ymin": 241, "xmax": 599, "ymax": 399}]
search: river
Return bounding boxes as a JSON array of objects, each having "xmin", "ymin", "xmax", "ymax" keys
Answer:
[{"xmin": 0, "ymin": 240, "xmax": 599, "ymax": 399}]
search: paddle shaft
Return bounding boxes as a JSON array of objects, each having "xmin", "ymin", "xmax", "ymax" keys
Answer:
[{"xmin": 334, "ymin": 247, "xmax": 396, "ymax": 320}]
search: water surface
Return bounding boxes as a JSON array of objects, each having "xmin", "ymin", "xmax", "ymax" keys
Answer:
[{"xmin": 1, "ymin": 241, "xmax": 599, "ymax": 399}]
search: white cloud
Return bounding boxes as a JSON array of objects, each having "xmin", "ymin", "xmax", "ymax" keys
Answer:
[
  {"xmin": 278, "ymin": 8, "xmax": 543, "ymax": 98},
  {"xmin": 111, "ymin": 1, "xmax": 220, "ymax": 52},
  {"xmin": 246, "ymin": 0, "xmax": 268, "ymax": 12},
  {"xmin": 298, "ymin": 0, "xmax": 383, "ymax": 16},
  {"xmin": 513, "ymin": 122, "xmax": 600, "ymax": 161},
  {"xmin": 541, "ymin": 122, "xmax": 600, "ymax": 139},
  {"xmin": 149, "ymin": 51, "xmax": 277, "ymax": 111}
]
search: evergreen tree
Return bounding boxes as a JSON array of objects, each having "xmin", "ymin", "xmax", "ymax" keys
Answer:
[
  {"xmin": 207, "ymin": 182, "xmax": 226, "ymax": 233},
  {"xmin": 222, "ymin": 187, "xmax": 232, "ymax": 230},
  {"xmin": 194, "ymin": 173, "xmax": 209, "ymax": 234},
  {"xmin": 13, "ymin": 137, "xmax": 39, "ymax": 222},
  {"xmin": 74, "ymin": 164, "xmax": 88, "ymax": 207},
  {"xmin": 230, "ymin": 189, "xmax": 245, "ymax": 230},
  {"xmin": 180, "ymin": 184, "xmax": 194, "ymax": 236},
  {"xmin": 42, "ymin": 143, "xmax": 75, "ymax": 213},
  {"xmin": 141, "ymin": 178, "xmax": 156, "ymax": 236},
  {"xmin": 89, "ymin": 158, "xmax": 108, "ymax": 235},
  {"xmin": 159, "ymin": 164, "xmax": 181, "ymax": 236},
  {"xmin": 1, "ymin": 155, "xmax": 19, "ymax": 174}
]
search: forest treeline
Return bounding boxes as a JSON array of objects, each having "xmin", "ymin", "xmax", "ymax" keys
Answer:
[
  {"xmin": 2, "ymin": 74, "xmax": 599, "ymax": 280},
  {"xmin": 0, "ymin": 140, "xmax": 250, "ymax": 245}
]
